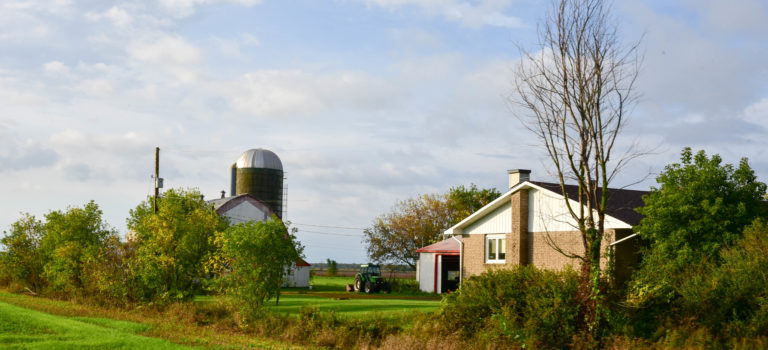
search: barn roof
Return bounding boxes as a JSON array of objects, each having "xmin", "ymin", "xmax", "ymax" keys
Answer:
[
  {"xmin": 207, "ymin": 194, "xmax": 274, "ymax": 216},
  {"xmin": 416, "ymin": 237, "xmax": 461, "ymax": 253}
]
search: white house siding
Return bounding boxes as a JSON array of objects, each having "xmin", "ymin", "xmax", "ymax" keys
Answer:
[
  {"xmin": 464, "ymin": 202, "xmax": 512, "ymax": 235},
  {"xmin": 283, "ymin": 264, "xmax": 310, "ymax": 288},
  {"xmin": 418, "ymin": 253, "xmax": 435, "ymax": 293},
  {"xmin": 221, "ymin": 200, "xmax": 270, "ymax": 224},
  {"xmin": 528, "ymin": 188, "xmax": 632, "ymax": 233}
]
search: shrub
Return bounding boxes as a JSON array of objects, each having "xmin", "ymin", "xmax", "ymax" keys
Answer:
[
  {"xmin": 209, "ymin": 218, "xmax": 302, "ymax": 320},
  {"xmin": 127, "ymin": 188, "xmax": 228, "ymax": 304},
  {"xmin": 438, "ymin": 265, "xmax": 580, "ymax": 349}
]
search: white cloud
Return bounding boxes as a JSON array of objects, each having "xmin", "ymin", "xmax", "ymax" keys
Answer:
[
  {"xmin": 75, "ymin": 79, "xmax": 114, "ymax": 96},
  {"xmin": 43, "ymin": 61, "xmax": 69, "ymax": 74},
  {"xmin": 159, "ymin": 0, "xmax": 263, "ymax": 17},
  {"xmin": 128, "ymin": 36, "xmax": 200, "ymax": 65},
  {"xmin": 85, "ymin": 6, "xmax": 133, "ymax": 27},
  {"xmin": 364, "ymin": 0, "xmax": 525, "ymax": 28},
  {"xmin": 219, "ymin": 69, "xmax": 399, "ymax": 117}
]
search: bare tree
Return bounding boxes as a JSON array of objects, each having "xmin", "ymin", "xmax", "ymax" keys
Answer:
[{"xmin": 512, "ymin": 0, "xmax": 641, "ymax": 338}]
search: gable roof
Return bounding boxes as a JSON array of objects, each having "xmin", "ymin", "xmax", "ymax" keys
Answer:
[
  {"xmin": 530, "ymin": 182, "xmax": 647, "ymax": 226},
  {"xmin": 416, "ymin": 237, "xmax": 461, "ymax": 253},
  {"xmin": 207, "ymin": 194, "xmax": 275, "ymax": 217},
  {"xmin": 444, "ymin": 181, "xmax": 647, "ymax": 235}
]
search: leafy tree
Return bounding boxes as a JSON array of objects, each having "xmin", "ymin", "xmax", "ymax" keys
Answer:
[
  {"xmin": 326, "ymin": 258, "xmax": 338, "ymax": 276},
  {"xmin": 629, "ymin": 148, "xmax": 766, "ymax": 304},
  {"xmin": 40, "ymin": 201, "xmax": 116, "ymax": 297},
  {"xmin": 0, "ymin": 214, "xmax": 47, "ymax": 293},
  {"xmin": 209, "ymin": 218, "xmax": 302, "ymax": 317},
  {"xmin": 364, "ymin": 185, "xmax": 500, "ymax": 269},
  {"xmin": 447, "ymin": 184, "xmax": 502, "ymax": 225},
  {"xmin": 127, "ymin": 188, "xmax": 228, "ymax": 303}
]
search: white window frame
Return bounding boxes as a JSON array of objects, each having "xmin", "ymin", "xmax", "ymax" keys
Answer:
[{"xmin": 486, "ymin": 234, "xmax": 506, "ymax": 263}]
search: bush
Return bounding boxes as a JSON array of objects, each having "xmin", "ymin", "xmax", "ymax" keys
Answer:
[
  {"xmin": 388, "ymin": 278, "xmax": 419, "ymax": 293},
  {"xmin": 209, "ymin": 218, "xmax": 302, "ymax": 320},
  {"xmin": 438, "ymin": 265, "xmax": 580, "ymax": 349}
]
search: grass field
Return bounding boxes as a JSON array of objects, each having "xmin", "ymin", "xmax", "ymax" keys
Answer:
[
  {"xmin": 0, "ymin": 276, "xmax": 440, "ymax": 349},
  {"xmin": 0, "ymin": 301, "xmax": 191, "ymax": 349},
  {"xmin": 197, "ymin": 276, "xmax": 441, "ymax": 320}
]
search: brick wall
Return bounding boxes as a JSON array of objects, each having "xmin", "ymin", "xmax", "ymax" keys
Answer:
[
  {"xmin": 463, "ymin": 228, "xmax": 634, "ymax": 278},
  {"xmin": 511, "ymin": 189, "xmax": 528, "ymax": 264}
]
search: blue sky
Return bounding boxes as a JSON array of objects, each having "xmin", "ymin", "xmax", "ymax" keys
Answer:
[{"xmin": 1, "ymin": 0, "xmax": 767, "ymax": 263}]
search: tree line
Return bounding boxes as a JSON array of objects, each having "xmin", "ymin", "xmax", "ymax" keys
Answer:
[{"xmin": 0, "ymin": 188, "xmax": 301, "ymax": 320}]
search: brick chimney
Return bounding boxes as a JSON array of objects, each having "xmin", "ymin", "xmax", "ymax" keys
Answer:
[{"xmin": 508, "ymin": 169, "xmax": 531, "ymax": 188}]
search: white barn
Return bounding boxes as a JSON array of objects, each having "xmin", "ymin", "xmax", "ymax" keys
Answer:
[{"xmin": 208, "ymin": 193, "xmax": 311, "ymax": 288}]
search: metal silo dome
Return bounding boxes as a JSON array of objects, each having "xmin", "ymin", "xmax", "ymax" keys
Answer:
[
  {"xmin": 235, "ymin": 148, "xmax": 283, "ymax": 170},
  {"xmin": 230, "ymin": 148, "xmax": 284, "ymax": 218}
]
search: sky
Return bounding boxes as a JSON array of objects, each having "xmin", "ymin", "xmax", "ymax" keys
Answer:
[{"xmin": 1, "ymin": 0, "xmax": 767, "ymax": 264}]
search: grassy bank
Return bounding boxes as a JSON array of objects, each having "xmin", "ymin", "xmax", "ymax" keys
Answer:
[
  {"xmin": 0, "ymin": 300, "xmax": 190, "ymax": 349},
  {"xmin": 0, "ymin": 276, "xmax": 440, "ymax": 349}
]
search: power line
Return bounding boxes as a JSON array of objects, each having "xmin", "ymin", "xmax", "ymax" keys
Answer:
[
  {"xmin": 292, "ymin": 223, "xmax": 366, "ymax": 230},
  {"xmin": 297, "ymin": 229, "xmax": 364, "ymax": 237}
]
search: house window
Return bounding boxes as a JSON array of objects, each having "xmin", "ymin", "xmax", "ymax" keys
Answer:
[{"xmin": 486, "ymin": 234, "xmax": 506, "ymax": 263}]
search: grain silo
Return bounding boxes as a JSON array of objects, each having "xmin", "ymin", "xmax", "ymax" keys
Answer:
[{"xmin": 230, "ymin": 148, "xmax": 284, "ymax": 218}]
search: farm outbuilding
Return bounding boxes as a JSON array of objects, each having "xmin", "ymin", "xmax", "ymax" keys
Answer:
[
  {"xmin": 416, "ymin": 237, "xmax": 461, "ymax": 294},
  {"xmin": 205, "ymin": 148, "xmax": 310, "ymax": 288},
  {"xmin": 284, "ymin": 259, "xmax": 312, "ymax": 287}
]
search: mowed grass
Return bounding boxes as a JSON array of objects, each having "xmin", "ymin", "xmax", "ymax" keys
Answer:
[
  {"xmin": 266, "ymin": 295, "xmax": 439, "ymax": 320},
  {"xmin": 198, "ymin": 276, "xmax": 441, "ymax": 321},
  {"xmin": 0, "ymin": 301, "xmax": 192, "ymax": 349}
]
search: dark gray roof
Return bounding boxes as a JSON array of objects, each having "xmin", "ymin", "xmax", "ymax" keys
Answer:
[{"xmin": 530, "ymin": 181, "xmax": 647, "ymax": 226}]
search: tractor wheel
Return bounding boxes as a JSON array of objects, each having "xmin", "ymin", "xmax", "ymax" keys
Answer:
[
  {"xmin": 364, "ymin": 281, "xmax": 373, "ymax": 294},
  {"xmin": 354, "ymin": 276, "xmax": 362, "ymax": 292}
]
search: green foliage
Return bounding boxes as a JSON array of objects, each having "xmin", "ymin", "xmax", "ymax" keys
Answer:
[
  {"xmin": 629, "ymin": 148, "xmax": 766, "ymax": 308},
  {"xmin": 127, "ymin": 188, "xmax": 228, "ymax": 303},
  {"xmin": 326, "ymin": 258, "xmax": 338, "ymax": 276},
  {"xmin": 447, "ymin": 184, "xmax": 502, "ymax": 225},
  {"xmin": 40, "ymin": 201, "xmax": 117, "ymax": 298},
  {"xmin": 0, "ymin": 214, "xmax": 46, "ymax": 293},
  {"xmin": 438, "ymin": 265, "xmax": 580, "ymax": 349},
  {"xmin": 209, "ymin": 218, "xmax": 302, "ymax": 318},
  {"xmin": 364, "ymin": 184, "xmax": 499, "ymax": 268}
]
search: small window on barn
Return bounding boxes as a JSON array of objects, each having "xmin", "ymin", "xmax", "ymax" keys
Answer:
[{"xmin": 486, "ymin": 234, "xmax": 506, "ymax": 263}]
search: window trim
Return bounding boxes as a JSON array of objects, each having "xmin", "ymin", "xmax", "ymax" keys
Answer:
[{"xmin": 485, "ymin": 234, "xmax": 506, "ymax": 264}]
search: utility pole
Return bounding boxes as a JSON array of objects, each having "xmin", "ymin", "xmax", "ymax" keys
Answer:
[{"xmin": 154, "ymin": 147, "xmax": 160, "ymax": 213}]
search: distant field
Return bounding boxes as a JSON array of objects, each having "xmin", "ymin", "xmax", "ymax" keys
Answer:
[{"xmin": 0, "ymin": 301, "xmax": 190, "ymax": 349}]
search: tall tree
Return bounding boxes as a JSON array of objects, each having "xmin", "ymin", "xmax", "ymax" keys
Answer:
[
  {"xmin": 512, "ymin": 0, "xmax": 641, "ymax": 338},
  {"xmin": 127, "ymin": 188, "xmax": 229, "ymax": 302},
  {"xmin": 209, "ymin": 218, "xmax": 302, "ymax": 316},
  {"xmin": 40, "ymin": 201, "xmax": 116, "ymax": 297},
  {"xmin": 364, "ymin": 185, "xmax": 500, "ymax": 269},
  {"xmin": 1, "ymin": 214, "xmax": 46, "ymax": 293},
  {"xmin": 629, "ymin": 148, "xmax": 766, "ymax": 307}
]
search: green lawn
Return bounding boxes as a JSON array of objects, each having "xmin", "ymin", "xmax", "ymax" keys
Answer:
[
  {"xmin": 0, "ymin": 301, "xmax": 193, "ymax": 349},
  {"xmin": 196, "ymin": 276, "xmax": 441, "ymax": 320},
  {"xmin": 264, "ymin": 295, "xmax": 439, "ymax": 320}
]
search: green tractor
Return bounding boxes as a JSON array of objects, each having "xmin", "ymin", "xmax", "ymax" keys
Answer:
[{"xmin": 353, "ymin": 264, "xmax": 391, "ymax": 293}]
